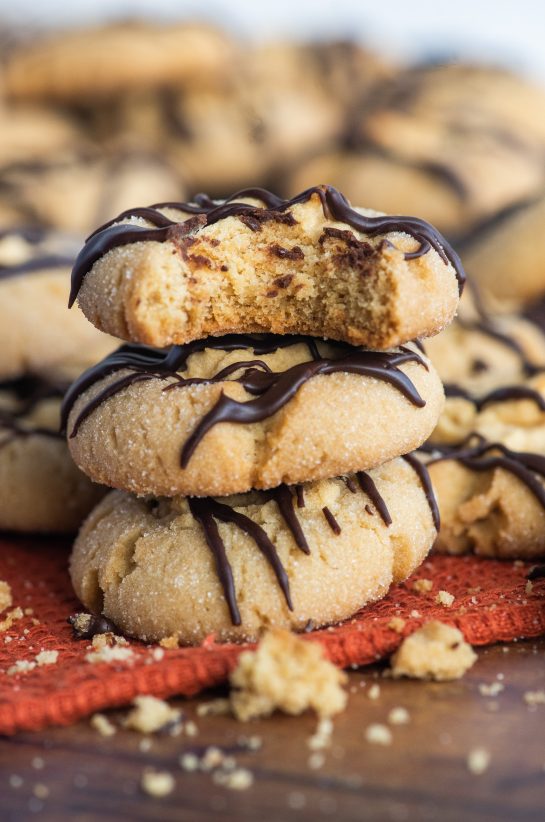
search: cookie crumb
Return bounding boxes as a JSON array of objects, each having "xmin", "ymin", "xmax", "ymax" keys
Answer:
[
  {"xmin": 308, "ymin": 752, "xmax": 325, "ymax": 769},
  {"xmin": 141, "ymin": 770, "xmax": 175, "ymax": 797},
  {"xmin": 179, "ymin": 753, "xmax": 200, "ymax": 772},
  {"xmin": 229, "ymin": 629, "xmax": 347, "ymax": 721},
  {"xmin": 365, "ymin": 724, "xmax": 392, "ymax": 746},
  {"xmin": 35, "ymin": 650, "xmax": 58, "ymax": 666},
  {"xmin": 85, "ymin": 645, "xmax": 134, "ymax": 665},
  {"xmin": 159, "ymin": 635, "xmax": 180, "ymax": 649},
  {"xmin": 213, "ymin": 767, "xmax": 254, "ymax": 791},
  {"xmin": 0, "ymin": 606, "xmax": 23, "ymax": 632},
  {"xmin": 413, "ymin": 579, "xmax": 433, "ymax": 594},
  {"xmin": 524, "ymin": 690, "xmax": 545, "ymax": 706},
  {"xmin": 387, "ymin": 617, "xmax": 406, "ymax": 633},
  {"xmin": 409, "ymin": 609, "xmax": 421, "ymax": 618},
  {"xmin": 467, "ymin": 748, "xmax": 490, "ymax": 775},
  {"xmin": 388, "ymin": 707, "xmax": 410, "ymax": 725},
  {"xmin": 525, "ymin": 581, "xmax": 534, "ymax": 595},
  {"xmin": 435, "ymin": 590, "xmax": 455, "ymax": 607},
  {"xmin": 0, "ymin": 580, "xmax": 13, "ymax": 613},
  {"xmin": 391, "ymin": 621, "xmax": 477, "ymax": 681},
  {"xmin": 307, "ymin": 717, "xmax": 333, "ymax": 750},
  {"xmin": 479, "ymin": 682, "xmax": 504, "ymax": 697},
  {"xmin": 33, "ymin": 783, "xmax": 49, "ymax": 799},
  {"xmin": 90, "ymin": 713, "xmax": 117, "ymax": 737},
  {"xmin": 124, "ymin": 696, "xmax": 181, "ymax": 734},
  {"xmin": 367, "ymin": 683, "xmax": 381, "ymax": 700},
  {"xmin": 7, "ymin": 659, "xmax": 36, "ymax": 676},
  {"xmin": 196, "ymin": 699, "xmax": 230, "ymax": 717}
]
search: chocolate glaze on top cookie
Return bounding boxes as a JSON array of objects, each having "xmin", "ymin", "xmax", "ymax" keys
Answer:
[
  {"xmin": 61, "ymin": 334, "xmax": 428, "ymax": 469},
  {"xmin": 68, "ymin": 185, "xmax": 465, "ymax": 307}
]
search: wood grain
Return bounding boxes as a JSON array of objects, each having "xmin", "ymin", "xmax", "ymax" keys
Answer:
[{"xmin": 0, "ymin": 637, "xmax": 544, "ymax": 822}]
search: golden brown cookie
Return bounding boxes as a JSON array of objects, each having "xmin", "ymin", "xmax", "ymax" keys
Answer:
[
  {"xmin": 63, "ymin": 336, "xmax": 444, "ymax": 497},
  {"xmin": 70, "ymin": 185, "xmax": 463, "ymax": 350},
  {"xmin": 70, "ymin": 456, "xmax": 438, "ymax": 643},
  {"xmin": 3, "ymin": 22, "xmax": 235, "ymax": 102},
  {"xmin": 0, "ymin": 375, "xmax": 105, "ymax": 532},
  {"xmin": 427, "ymin": 439, "xmax": 545, "ymax": 559},
  {"xmin": 0, "ymin": 228, "xmax": 116, "ymax": 380}
]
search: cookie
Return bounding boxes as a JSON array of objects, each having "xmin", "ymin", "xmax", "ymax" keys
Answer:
[
  {"xmin": 70, "ymin": 185, "xmax": 463, "ymax": 350},
  {"xmin": 62, "ymin": 336, "xmax": 444, "ymax": 497},
  {"xmin": 424, "ymin": 308, "xmax": 545, "ymax": 397},
  {"xmin": 0, "ymin": 103, "xmax": 84, "ymax": 167},
  {"xmin": 0, "ymin": 375, "xmax": 105, "ymax": 532},
  {"xmin": 0, "ymin": 227, "xmax": 116, "ymax": 380},
  {"xmin": 291, "ymin": 63, "xmax": 545, "ymax": 238},
  {"xmin": 3, "ymin": 22, "xmax": 235, "ymax": 102},
  {"xmin": 426, "ymin": 439, "xmax": 545, "ymax": 559},
  {"xmin": 69, "ymin": 456, "xmax": 438, "ymax": 643},
  {"xmin": 0, "ymin": 150, "xmax": 187, "ymax": 234},
  {"xmin": 462, "ymin": 194, "xmax": 545, "ymax": 306},
  {"xmin": 430, "ymin": 372, "xmax": 545, "ymax": 450}
]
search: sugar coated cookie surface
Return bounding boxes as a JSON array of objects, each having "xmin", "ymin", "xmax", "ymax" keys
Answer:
[
  {"xmin": 70, "ymin": 457, "xmax": 438, "ymax": 643},
  {"xmin": 63, "ymin": 336, "xmax": 444, "ymax": 497}
]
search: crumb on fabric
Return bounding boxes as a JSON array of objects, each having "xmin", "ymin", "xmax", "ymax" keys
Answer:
[
  {"xmin": 159, "ymin": 634, "xmax": 180, "ymax": 649},
  {"xmin": 85, "ymin": 645, "xmax": 135, "ymax": 665},
  {"xmin": 124, "ymin": 696, "xmax": 181, "ymax": 733},
  {"xmin": 413, "ymin": 579, "xmax": 433, "ymax": 594},
  {"xmin": 0, "ymin": 607, "xmax": 23, "ymax": 632},
  {"xmin": 7, "ymin": 659, "xmax": 36, "ymax": 676},
  {"xmin": 91, "ymin": 632, "xmax": 128, "ymax": 650},
  {"xmin": 0, "ymin": 581, "xmax": 12, "ymax": 613},
  {"xmin": 141, "ymin": 770, "xmax": 175, "ymax": 797},
  {"xmin": 90, "ymin": 713, "xmax": 117, "ymax": 737},
  {"xmin": 365, "ymin": 724, "xmax": 392, "ymax": 745},
  {"xmin": 409, "ymin": 610, "xmax": 421, "ymax": 618},
  {"xmin": 391, "ymin": 621, "xmax": 477, "ymax": 681},
  {"xmin": 467, "ymin": 748, "xmax": 491, "ymax": 775},
  {"xmin": 436, "ymin": 590, "xmax": 455, "ymax": 607},
  {"xmin": 387, "ymin": 617, "xmax": 406, "ymax": 633},
  {"xmin": 36, "ymin": 650, "xmax": 58, "ymax": 667},
  {"xmin": 229, "ymin": 629, "xmax": 347, "ymax": 721}
]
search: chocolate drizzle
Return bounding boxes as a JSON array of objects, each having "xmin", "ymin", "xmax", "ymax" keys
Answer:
[
  {"xmin": 355, "ymin": 471, "xmax": 392, "ymax": 525},
  {"xmin": 445, "ymin": 382, "xmax": 545, "ymax": 412},
  {"xmin": 68, "ymin": 184, "xmax": 465, "ymax": 307},
  {"xmin": 322, "ymin": 506, "xmax": 341, "ymax": 534},
  {"xmin": 61, "ymin": 335, "xmax": 428, "ymax": 470},
  {"xmin": 0, "ymin": 375, "xmax": 66, "ymax": 449},
  {"xmin": 0, "ymin": 227, "xmax": 76, "ymax": 279},
  {"xmin": 401, "ymin": 453, "xmax": 440, "ymax": 530},
  {"xmin": 428, "ymin": 439, "xmax": 545, "ymax": 513}
]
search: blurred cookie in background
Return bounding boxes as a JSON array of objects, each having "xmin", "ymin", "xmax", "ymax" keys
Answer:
[
  {"xmin": 290, "ymin": 62, "xmax": 545, "ymax": 238},
  {"xmin": 1, "ymin": 21, "xmax": 236, "ymax": 103},
  {"xmin": 0, "ymin": 150, "xmax": 186, "ymax": 234},
  {"xmin": 0, "ymin": 226, "xmax": 116, "ymax": 379},
  {"xmin": 461, "ymin": 192, "xmax": 545, "ymax": 308},
  {"xmin": 0, "ymin": 373, "xmax": 105, "ymax": 533}
]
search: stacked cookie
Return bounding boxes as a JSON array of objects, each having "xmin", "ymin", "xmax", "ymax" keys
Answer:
[{"xmin": 63, "ymin": 185, "xmax": 463, "ymax": 644}]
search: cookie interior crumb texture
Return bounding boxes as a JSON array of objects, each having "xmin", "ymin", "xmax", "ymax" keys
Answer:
[
  {"xmin": 229, "ymin": 628, "xmax": 348, "ymax": 720},
  {"xmin": 0, "ymin": 581, "xmax": 13, "ymax": 613},
  {"xmin": 391, "ymin": 621, "xmax": 477, "ymax": 681},
  {"xmin": 75, "ymin": 188, "xmax": 460, "ymax": 350}
]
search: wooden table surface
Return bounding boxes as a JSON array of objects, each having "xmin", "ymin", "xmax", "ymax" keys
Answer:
[{"xmin": 0, "ymin": 637, "xmax": 544, "ymax": 822}]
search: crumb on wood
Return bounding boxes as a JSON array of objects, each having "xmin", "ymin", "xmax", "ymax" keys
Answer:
[
  {"xmin": 467, "ymin": 748, "xmax": 490, "ymax": 775},
  {"xmin": 365, "ymin": 724, "xmax": 392, "ymax": 745},
  {"xmin": 90, "ymin": 713, "xmax": 117, "ymax": 737},
  {"xmin": 124, "ymin": 695, "xmax": 181, "ymax": 734},
  {"xmin": 229, "ymin": 628, "xmax": 347, "ymax": 721},
  {"xmin": 391, "ymin": 621, "xmax": 477, "ymax": 681},
  {"xmin": 140, "ymin": 770, "xmax": 175, "ymax": 797}
]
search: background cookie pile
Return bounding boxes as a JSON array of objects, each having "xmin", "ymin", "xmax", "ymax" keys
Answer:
[{"xmin": 61, "ymin": 185, "xmax": 461, "ymax": 644}]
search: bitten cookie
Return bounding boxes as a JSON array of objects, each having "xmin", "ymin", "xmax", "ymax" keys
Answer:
[
  {"xmin": 426, "ymin": 439, "xmax": 545, "ymax": 559},
  {"xmin": 63, "ymin": 336, "xmax": 444, "ymax": 497},
  {"xmin": 0, "ymin": 376, "xmax": 105, "ymax": 532},
  {"xmin": 69, "ymin": 185, "xmax": 463, "ymax": 350},
  {"xmin": 70, "ymin": 456, "xmax": 438, "ymax": 643},
  {"xmin": 0, "ymin": 228, "xmax": 116, "ymax": 379}
]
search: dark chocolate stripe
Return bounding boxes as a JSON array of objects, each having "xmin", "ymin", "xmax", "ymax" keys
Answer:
[
  {"xmin": 61, "ymin": 336, "xmax": 428, "ymax": 471},
  {"xmin": 68, "ymin": 184, "xmax": 465, "ymax": 307},
  {"xmin": 356, "ymin": 470, "xmax": 392, "ymax": 525},
  {"xmin": 267, "ymin": 485, "xmax": 310, "ymax": 554},
  {"xmin": 322, "ymin": 506, "xmax": 342, "ymax": 535},
  {"xmin": 401, "ymin": 453, "xmax": 440, "ymax": 531},
  {"xmin": 444, "ymin": 383, "xmax": 545, "ymax": 412}
]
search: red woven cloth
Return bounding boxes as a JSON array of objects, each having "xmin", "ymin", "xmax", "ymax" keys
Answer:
[{"xmin": 0, "ymin": 534, "xmax": 544, "ymax": 735}]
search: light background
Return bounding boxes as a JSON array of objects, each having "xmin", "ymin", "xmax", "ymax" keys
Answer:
[{"xmin": 0, "ymin": 0, "xmax": 544, "ymax": 80}]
